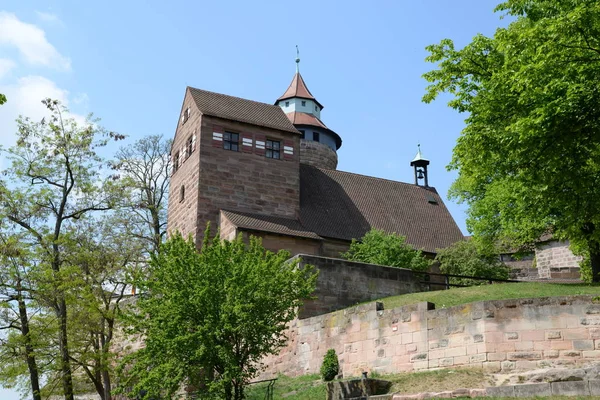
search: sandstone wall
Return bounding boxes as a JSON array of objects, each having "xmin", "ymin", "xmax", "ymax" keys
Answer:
[
  {"xmin": 296, "ymin": 255, "xmax": 428, "ymax": 319},
  {"xmin": 299, "ymin": 139, "xmax": 338, "ymax": 170},
  {"xmin": 260, "ymin": 295, "xmax": 600, "ymax": 379},
  {"xmin": 536, "ymin": 240, "xmax": 582, "ymax": 279}
]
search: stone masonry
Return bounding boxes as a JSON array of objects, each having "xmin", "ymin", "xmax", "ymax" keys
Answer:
[
  {"xmin": 296, "ymin": 255, "xmax": 427, "ymax": 319},
  {"xmin": 260, "ymin": 295, "xmax": 600, "ymax": 379},
  {"xmin": 536, "ymin": 240, "xmax": 582, "ymax": 279},
  {"xmin": 167, "ymin": 88, "xmax": 302, "ymax": 247},
  {"xmin": 299, "ymin": 139, "xmax": 338, "ymax": 170}
]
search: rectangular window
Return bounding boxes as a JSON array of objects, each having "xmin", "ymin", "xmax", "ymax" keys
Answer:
[
  {"xmin": 301, "ymin": 100, "xmax": 306, "ymax": 106},
  {"xmin": 266, "ymin": 140, "xmax": 280, "ymax": 159},
  {"xmin": 186, "ymin": 136, "xmax": 193, "ymax": 159},
  {"xmin": 285, "ymin": 101, "xmax": 290, "ymax": 107},
  {"xmin": 223, "ymin": 132, "xmax": 239, "ymax": 151},
  {"xmin": 313, "ymin": 132, "xmax": 320, "ymax": 142},
  {"xmin": 173, "ymin": 151, "xmax": 180, "ymax": 173},
  {"xmin": 298, "ymin": 129, "xmax": 305, "ymax": 139}
]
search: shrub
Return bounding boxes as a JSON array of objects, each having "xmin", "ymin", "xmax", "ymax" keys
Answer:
[
  {"xmin": 320, "ymin": 349, "xmax": 339, "ymax": 381},
  {"xmin": 435, "ymin": 240, "xmax": 510, "ymax": 285},
  {"xmin": 341, "ymin": 229, "xmax": 430, "ymax": 271}
]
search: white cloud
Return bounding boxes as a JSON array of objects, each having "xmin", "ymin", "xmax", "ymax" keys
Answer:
[
  {"xmin": 0, "ymin": 59, "xmax": 16, "ymax": 80},
  {"xmin": 35, "ymin": 11, "xmax": 63, "ymax": 25},
  {"xmin": 0, "ymin": 12, "xmax": 71, "ymax": 71},
  {"xmin": 0, "ymin": 76, "xmax": 87, "ymax": 158}
]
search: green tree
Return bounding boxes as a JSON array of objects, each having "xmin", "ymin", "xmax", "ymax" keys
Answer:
[
  {"xmin": 0, "ymin": 228, "xmax": 44, "ymax": 400},
  {"xmin": 435, "ymin": 240, "xmax": 510, "ymax": 286},
  {"xmin": 423, "ymin": 0, "xmax": 600, "ymax": 281},
  {"xmin": 63, "ymin": 216, "xmax": 144, "ymax": 400},
  {"xmin": 0, "ymin": 94, "xmax": 6, "ymax": 105},
  {"xmin": 0, "ymin": 99, "xmax": 122, "ymax": 399},
  {"xmin": 342, "ymin": 229, "xmax": 430, "ymax": 271},
  {"xmin": 117, "ymin": 229, "xmax": 318, "ymax": 400}
]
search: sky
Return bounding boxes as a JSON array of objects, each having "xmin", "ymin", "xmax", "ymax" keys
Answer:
[{"xmin": 0, "ymin": 1, "xmax": 510, "ymax": 398}]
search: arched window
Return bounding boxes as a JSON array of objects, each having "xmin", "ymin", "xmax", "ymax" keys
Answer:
[{"xmin": 179, "ymin": 185, "xmax": 185, "ymax": 202}]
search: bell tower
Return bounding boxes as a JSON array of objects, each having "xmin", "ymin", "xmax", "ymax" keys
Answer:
[
  {"xmin": 410, "ymin": 145, "xmax": 430, "ymax": 187},
  {"xmin": 275, "ymin": 47, "xmax": 342, "ymax": 170}
]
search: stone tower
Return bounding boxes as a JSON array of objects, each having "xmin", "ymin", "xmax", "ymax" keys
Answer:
[
  {"xmin": 166, "ymin": 87, "xmax": 302, "ymax": 247},
  {"xmin": 275, "ymin": 55, "xmax": 342, "ymax": 170}
]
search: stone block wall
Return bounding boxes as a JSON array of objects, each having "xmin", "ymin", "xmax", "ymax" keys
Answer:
[
  {"xmin": 195, "ymin": 115, "xmax": 301, "ymax": 246},
  {"xmin": 299, "ymin": 139, "xmax": 338, "ymax": 170},
  {"xmin": 166, "ymin": 89, "xmax": 202, "ymax": 239},
  {"xmin": 536, "ymin": 240, "xmax": 582, "ymax": 279},
  {"xmin": 260, "ymin": 295, "xmax": 600, "ymax": 379},
  {"xmin": 296, "ymin": 255, "xmax": 428, "ymax": 319}
]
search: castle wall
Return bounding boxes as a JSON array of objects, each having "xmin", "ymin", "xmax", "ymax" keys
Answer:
[
  {"xmin": 296, "ymin": 255, "xmax": 427, "ymax": 319},
  {"xmin": 260, "ymin": 295, "xmax": 600, "ymax": 379},
  {"xmin": 194, "ymin": 115, "xmax": 300, "ymax": 246}
]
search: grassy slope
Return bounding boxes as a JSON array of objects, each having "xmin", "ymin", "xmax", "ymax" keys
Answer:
[{"xmin": 380, "ymin": 282, "xmax": 600, "ymax": 310}]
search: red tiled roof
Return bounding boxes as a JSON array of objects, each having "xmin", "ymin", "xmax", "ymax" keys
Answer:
[
  {"xmin": 299, "ymin": 165, "xmax": 465, "ymax": 253},
  {"xmin": 286, "ymin": 112, "xmax": 343, "ymax": 150},
  {"xmin": 220, "ymin": 210, "xmax": 322, "ymax": 240},
  {"xmin": 188, "ymin": 87, "xmax": 300, "ymax": 134},
  {"xmin": 218, "ymin": 166, "xmax": 464, "ymax": 253},
  {"xmin": 286, "ymin": 112, "xmax": 328, "ymax": 129},
  {"xmin": 277, "ymin": 73, "xmax": 324, "ymax": 108}
]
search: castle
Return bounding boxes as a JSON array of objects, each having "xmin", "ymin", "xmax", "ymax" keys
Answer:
[{"xmin": 166, "ymin": 58, "xmax": 464, "ymax": 258}]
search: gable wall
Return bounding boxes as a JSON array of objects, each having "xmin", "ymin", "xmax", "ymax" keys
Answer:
[{"xmin": 167, "ymin": 89, "xmax": 202, "ymax": 240}]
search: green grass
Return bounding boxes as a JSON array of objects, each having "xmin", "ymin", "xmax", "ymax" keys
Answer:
[
  {"xmin": 386, "ymin": 368, "xmax": 488, "ymax": 394},
  {"xmin": 245, "ymin": 374, "xmax": 326, "ymax": 400},
  {"xmin": 380, "ymin": 282, "xmax": 600, "ymax": 310}
]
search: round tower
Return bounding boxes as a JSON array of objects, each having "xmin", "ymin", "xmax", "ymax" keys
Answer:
[{"xmin": 275, "ymin": 50, "xmax": 342, "ymax": 170}]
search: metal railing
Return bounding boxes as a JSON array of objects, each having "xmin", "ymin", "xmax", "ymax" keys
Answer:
[
  {"xmin": 415, "ymin": 271, "xmax": 522, "ymax": 290},
  {"xmin": 246, "ymin": 378, "xmax": 277, "ymax": 400}
]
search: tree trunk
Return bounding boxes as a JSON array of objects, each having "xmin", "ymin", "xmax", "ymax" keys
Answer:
[
  {"xmin": 590, "ymin": 244, "xmax": 600, "ymax": 283},
  {"xmin": 17, "ymin": 291, "xmax": 41, "ymax": 400},
  {"xmin": 57, "ymin": 297, "xmax": 74, "ymax": 400}
]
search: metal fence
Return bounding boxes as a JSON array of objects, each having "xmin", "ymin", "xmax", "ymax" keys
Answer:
[{"xmin": 415, "ymin": 271, "xmax": 522, "ymax": 290}]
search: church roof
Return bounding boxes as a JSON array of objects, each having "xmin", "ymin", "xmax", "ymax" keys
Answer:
[
  {"xmin": 276, "ymin": 73, "xmax": 324, "ymax": 109},
  {"xmin": 299, "ymin": 165, "xmax": 464, "ymax": 253},
  {"xmin": 219, "ymin": 165, "xmax": 464, "ymax": 253},
  {"xmin": 188, "ymin": 87, "xmax": 300, "ymax": 134},
  {"xmin": 220, "ymin": 210, "xmax": 323, "ymax": 240}
]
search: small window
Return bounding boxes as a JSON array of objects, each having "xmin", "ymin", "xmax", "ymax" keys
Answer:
[
  {"xmin": 182, "ymin": 107, "xmax": 190, "ymax": 124},
  {"xmin": 223, "ymin": 132, "xmax": 239, "ymax": 151},
  {"xmin": 315, "ymin": 105, "xmax": 318, "ymax": 111},
  {"xmin": 266, "ymin": 140, "xmax": 280, "ymax": 159},
  {"xmin": 173, "ymin": 151, "xmax": 180, "ymax": 173},
  {"xmin": 313, "ymin": 132, "xmax": 320, "ymax": 142},
  {"xmin": 179, "ymin": 185, "xmax": 185, "ymax": 202},
  {"xmin": 186, "ymin": 136, "xmax": 193, "ymax": 159},
  {"xmin": 301, "ymin": 100, "xmax": 306, "ymax": 106},
  {"xmin": 285, "ymin": 101, "xmax": 289, "ymax": 107},
  {"xmin": 298, "ymin": 129, "xmax": 305, "ymax": 139}
]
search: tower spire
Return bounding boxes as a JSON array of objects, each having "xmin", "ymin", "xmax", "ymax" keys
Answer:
[{"xmin": 295, "ymin": 45, "xmax": 300, "ymax": 73}]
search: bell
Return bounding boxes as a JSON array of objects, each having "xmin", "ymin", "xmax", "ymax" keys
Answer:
[{"xmin": 417, "ymin": 170, "xmax": 424, "ymax": 179}]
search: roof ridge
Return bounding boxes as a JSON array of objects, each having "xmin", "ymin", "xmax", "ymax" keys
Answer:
[
  {"xmin": 311, "ymin": 166, "xmax": 439, "ymax": 192},
  {"xmin": 188, "ymin": 86, "xmax": 284, "ymax": 111}
]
